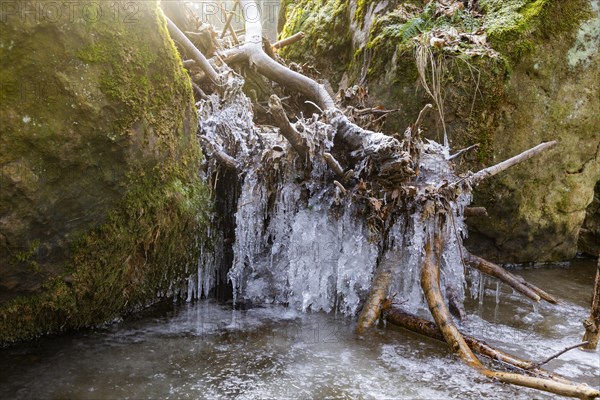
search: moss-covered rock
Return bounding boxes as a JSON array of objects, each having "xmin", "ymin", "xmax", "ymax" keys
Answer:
[
  {"xmin": 279, "ymin": 0, "xmax": 599, "ymax": 262},
  {"xmin": 0, "ymin": 2, "xmax": 209, "ymax": 343}
]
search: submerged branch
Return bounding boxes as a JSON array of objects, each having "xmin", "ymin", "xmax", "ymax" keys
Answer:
[
  {"xmin": 463, "ymin": 251, "xmax": 542, "ymax": 302},
  {"xmin": 383, "ymin": 307, "xmax": 572, "ymax": 382}
]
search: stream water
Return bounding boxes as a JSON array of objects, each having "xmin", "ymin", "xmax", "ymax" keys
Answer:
[{"xmin": 1, "ymin": 258, "xmax": 597, "ymax": 399}]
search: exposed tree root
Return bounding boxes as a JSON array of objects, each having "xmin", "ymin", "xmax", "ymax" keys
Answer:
[
  {"xmin": 163, "ymin": 3, "xmax": 596, "ymax": 398},
  {"xmin": 273, "ymin": 32, "xmax": 305, "ymax": 49},
  {"xmin": 421, "ymin": 229, "xmax": 482, "ymax": 367},
  {"xmin": 165, "ymin": 17, "xmax": 220, "ymax": 84},
  {"xmin": 356, "ymin": 268, "xmax": 392, "ymax": 333},
  {"xmin": 268, "ymin": 95, "xmax": 309, "ymax": 159},
  {"xmin": 463, "ymin": 251, "xmax": 542, "ymax": 302},
  {"xmin": 468, "ymin": 141, "xmax": 558, "ymax": 185}
]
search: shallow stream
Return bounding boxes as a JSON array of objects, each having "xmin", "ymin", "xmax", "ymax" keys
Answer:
[{"xmin": 0, "ymin": 258, "xmax": 598, "ymax": 399}]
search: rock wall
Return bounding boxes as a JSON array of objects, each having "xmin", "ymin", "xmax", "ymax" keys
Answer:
[
  {"xmin": 579, "ymin": 181, "xmax": 600, "ymax": 256},
  {"xmin": 0, "ymin": 1, "xmax": 209, "ymax": 342},
  {"xmin": 279, "ymin": 0, "xmax": 600, "ymax": 262}
]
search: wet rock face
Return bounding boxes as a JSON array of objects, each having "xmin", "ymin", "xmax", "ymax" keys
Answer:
[
  {"xmin": 579, "ymin": 181, "xmax": 600, "ymax": 257},
  {"xmin": 280, "ymin": 0, "xmax": 600, "ymax": 262},
  {"xmin": 465, "ymin": 0, "xmax": 600, "ymax": 262},
  {"xmin": 0, "ymin": 2, "xmax": 208, "ymax": 341}
]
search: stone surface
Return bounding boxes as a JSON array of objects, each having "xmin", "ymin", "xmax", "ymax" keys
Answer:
[
  {"xmin": 579, "ymin": 181, "xmax": 600, "ymax": 257},
  {"xmin": 0, "ymin": 2, "xmax": 209, "ymax": 342}
]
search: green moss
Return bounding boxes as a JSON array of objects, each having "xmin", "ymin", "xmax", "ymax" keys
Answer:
[
  {"xmin": 279, "ymin": 0, "xmax": 352, "ymax": 88},
  {"xmin": 355, "ymin": 0, "xmax": 370, "ymax": 27},
  {"xmin": 0, "ymin": 2, "xmax": 209, "ymax": 343},
  {"xmin": 480, "ymin": 0, "xmax": 593, "ymax": 62}
]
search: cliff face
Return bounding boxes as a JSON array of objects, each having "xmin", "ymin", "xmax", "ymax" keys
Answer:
[
  {"xmin": 279, "ymin": 0, "xmax": 600, "ymax": 262},
  {"xmin": 580, "ymin": 181, "xmax": 600, "ymax": 257},
  {"xmin": 0, "ymin": 2, "xmax": 209, "ymax": 342}
]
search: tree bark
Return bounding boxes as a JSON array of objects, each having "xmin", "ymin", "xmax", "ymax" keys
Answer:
[
  {"xmin": 268, "ymin": 95, "xmax": 309, "ymax": 159},
  {"xmin": 463, "ymin": 251, "xmax": 542, "ymax": 302},
  {"xmin": 273, "ymin": 32, "xmax": 306, "ymax": 49},
  {"xmin": 165, "ymin": 17, "xmax": 220, "ymax": 84},
  {"xmin": 469, "ymin": 141, "xmax": 557, "ymax": 185},
  {"xmin": 383, "ymin": 307, "xmax": 572, "ymax": 381},
  {"xmin": 421, "ymin": 231, "xmax": 483, "ymax": 368},
  {"xmin": 356, "ymin": 268, "xmax": 392, "ymax": 333},
  {"xmin": 582, "ymin": 258, "xmax": 600, "ymax": 350}
]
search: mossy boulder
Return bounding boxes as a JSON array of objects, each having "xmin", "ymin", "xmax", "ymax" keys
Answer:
[
  {"xmin": 280, "ymin": 0, "xmax": 600, "ymax": 262},
  {"xmin": 0, "ymin": 2, "xmax": 209, "ymax": 343}
]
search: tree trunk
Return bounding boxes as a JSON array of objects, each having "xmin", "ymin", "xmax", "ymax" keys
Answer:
[{"xmin": 582, "ymin": 258, "xmax": 600, "ymax": 350}]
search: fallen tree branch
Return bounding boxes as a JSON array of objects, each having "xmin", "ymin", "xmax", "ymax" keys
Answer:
[
  {"xmin": 421, "ymin": 231, "xmax": 600, "ymax": 398},
  {"xmin": 268, "ymin": 95, "xmax": 309, "ymax": 159},
  {"xmin": 488, "ymin": 371, "xmax": 600, "ymax": 399},
  {"xmin": 469, "ymin": 141, "xmax": 558, "ymax": 185},
  {"xmin": 386, "ymin": 307, "xmax": 600, "ymax": 398},
  {"xmin": 528, "ymin": 341, "xmax": 590, "ymax": 369},
  {"xmin": 582, "ymin": 258, "xmax": 600, "ymax": 350},
  {"xmin": 448, "ymin": 143, "xmax": 479, "ymax": 161},
  {"xmin": 463, "ymin": 251, "xmax": 542, "ymax": 302},
  {"xmin": 517, "ymin": 277, "xmax": 559, "ymax": 304},
  {"xmin": 273, "ymin": 31, "xmax": 306, "ymax": 49},
  {"xmin": 165, "ymin": 17, "xmax": 221, "ymax": 84},
  {"xmin": 421, "ymin": 231, "xmax": 483, "ymax": 367}
]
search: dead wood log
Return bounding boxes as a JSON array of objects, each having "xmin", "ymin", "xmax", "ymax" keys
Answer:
[
  {"xmin": 166, "ymin": 17, "xmax": 221, "ymax": 84},
  {"xmin": 268, "ymin": 95, "xmax": 309, "ymax": 159},
  {"xmin": 469, "ymin": 141, "xmax": 558, "ymax": 185},
  {"xmin": 448, "ymin": 143, "xmax": 479, "ymax": 161},
  {"xmin": 421, "ymin": 232, "xmax": 483, "ymax": 367},
  {"xmin": 273, "ymin": 32, "xmax": 306, "ymax": 49},
  {"xmin": 356, "ymin": 268, "xmax": 392, "ymax": 333},
  {"xmin": 582, "ymin": 258, "xmax": 600, "ymax": 350},
  {"xmin": 463, "ymin": 252, "xmax": 542, "ymax": 302},
  {"xmin": 488, "ymin": 371, "xmax": 600, "ymax": 399}
]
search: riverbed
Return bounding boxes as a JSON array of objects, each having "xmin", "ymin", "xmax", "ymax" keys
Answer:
[{"xmin": 0, "ymin": 258, "xmax": 598, "ymax": 399}]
